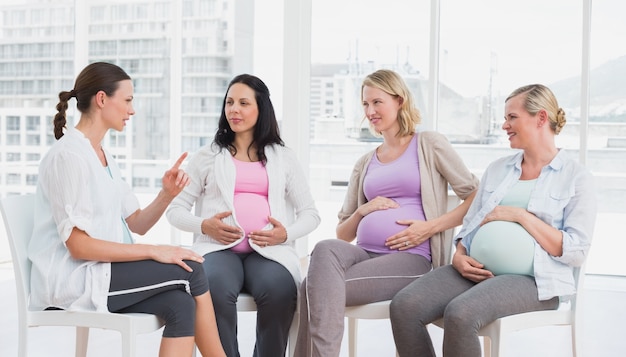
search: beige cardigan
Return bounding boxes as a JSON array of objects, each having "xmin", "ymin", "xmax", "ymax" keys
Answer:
[{"xmin": 338, "ymin": 131, "xmax": 479, "ymax": 268}]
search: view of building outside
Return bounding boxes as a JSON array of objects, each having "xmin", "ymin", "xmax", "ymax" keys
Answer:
[
  {"xmin": 0, "ymin": 0, "xmax": 253, "ymax": 198},
  {"xmin": 305, "ymin": 0, "xmax": 626, "ymax": 277},
  {"xmin": 1, "ymin": 0, "xmax": 624, "ymax": 276}
]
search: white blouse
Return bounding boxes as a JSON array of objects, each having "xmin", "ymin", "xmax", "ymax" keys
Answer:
[{"xmin": 29, "ymin": 127, "xmax": 139, "ymax": 312}]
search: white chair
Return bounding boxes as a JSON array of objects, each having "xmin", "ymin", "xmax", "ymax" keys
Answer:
[
  {"xmin": 1, "ymin": 194, "xmax": 165, "ymax": 357},
  {"xmin": 345, "ymin": 300, "xmax": 397, "ymax": 357},
  {"xmin": 432, "ymin": 263, "xmax": 586, "ymax": 357}
]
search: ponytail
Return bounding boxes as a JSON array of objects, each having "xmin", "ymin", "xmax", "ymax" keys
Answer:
[{"xmin": 54, "ymin": 90, "xmax": 74, "ymax": 139}]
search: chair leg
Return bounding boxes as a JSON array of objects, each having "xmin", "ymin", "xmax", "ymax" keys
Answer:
[
  {"xmin": 347, "ymin": 317, "xmax": 358, "ymax": 357},
  {"xmin": 483, "ymin": 336, "xmax": 492, "ymax": 357},
  {"xmin": 121, "ymin": 329, "xmax": 136, "ymax": 357},
  {"xmin": 572, "ymin": 324, "xmax": 580, "ymax": 357},
  {"xmin": 288, "ymin": 317, "xmax": 298, "ymax": 357},
  {"xmin": 75, "ymin": 327, "xmax": 89, "ymax": 357},
  {"xmin": 17, "ymin": 322, "xmax": 27, "ymax": 357},
  {"xmin": 487, "ymin": 333, "xmax": 503, "ymax": 357}
]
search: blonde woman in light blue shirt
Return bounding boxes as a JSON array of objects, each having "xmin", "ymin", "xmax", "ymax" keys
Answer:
[{"xmin": 389, "ymin": 84, "xmax": 597, "ymax": 357}]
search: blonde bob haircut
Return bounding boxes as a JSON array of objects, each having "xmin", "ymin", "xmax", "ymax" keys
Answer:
[{"xmin": 361, "ymin": 69, "xmax": 422, "ymax": 137}]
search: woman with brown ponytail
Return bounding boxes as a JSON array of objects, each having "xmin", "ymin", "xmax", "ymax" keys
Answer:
[{"xmin": 29, "ymin": 62, "xmax": 226, "ymax": 357}]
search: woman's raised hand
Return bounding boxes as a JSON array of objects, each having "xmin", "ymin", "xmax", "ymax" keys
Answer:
[{"xmin": 161, "ymin": 152, "xmax": 191, "ymax": 199}]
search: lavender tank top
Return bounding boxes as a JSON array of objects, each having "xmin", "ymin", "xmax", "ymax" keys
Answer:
[
  {"xmin": 230, "ymin": 157, "xmax": 270, "ymax": 253},
  {"xmin": 356, "ymin": 134, "xmax": 430, "ymax": 260}
]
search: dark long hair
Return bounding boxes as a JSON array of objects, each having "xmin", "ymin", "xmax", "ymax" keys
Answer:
[
  {"xmin": 213, "ymin": 74, "xmax": 284, "ymax": 164},
  {"xmin": 54, "ymin": 62, "xmax": 131, "ymax": 139}
]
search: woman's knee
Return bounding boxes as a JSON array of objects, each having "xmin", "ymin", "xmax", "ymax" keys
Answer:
[
  {"xmin": 160, "ymin": 291, "xmax": 197, "ymax": 338},
  {"xmin": 390, "ymin": 287, "xmax": 420, "ymax": 319},
  {"xmin": 443, "ymin": 298, "xmax": 478, "ymax": 330},
  {"xmin": 256, "ymin": 276, "xmax": 297, "ymax": 310},
  {"xmin": 185, "ymin": 260, "xmax": 210, "ymax": 296},
  {"xmin": 311, "ymin": 239, "xmax": 344, "ymax": 257},
  {"xmin": 389, "ymin": 294, "xmax": 406, "ymax": 321}
]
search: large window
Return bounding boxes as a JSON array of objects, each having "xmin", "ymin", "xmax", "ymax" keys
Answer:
[
  {"xmin": 586, "ymin": 0, "xmax": 626, "ymax": 275},
  {"xmin": 0, "ymin": 0, "xmax": 623, "ymax": 277},
  {"xmin": 301, "ymin": 0, "xmax": 626, "ymax": 277}
]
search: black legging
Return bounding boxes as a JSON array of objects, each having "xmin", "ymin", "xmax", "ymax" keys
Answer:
[
  {"xmin": 203, "ymin": 250, "xmax": 297, "ymax": 357},
  {"xmin": 108, "ymin": 259, "xmax": 209, "ymax": 338}
]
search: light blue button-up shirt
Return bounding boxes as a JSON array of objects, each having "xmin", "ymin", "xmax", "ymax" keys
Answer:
[{"xmin": 457, "ymin": 149, "xmax": 596, "ymax": 300}]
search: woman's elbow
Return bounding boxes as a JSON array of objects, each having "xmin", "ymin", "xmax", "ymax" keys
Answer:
[{"xmin": 65, "ymin": 233, "xmax": 91, "ymax": 261}]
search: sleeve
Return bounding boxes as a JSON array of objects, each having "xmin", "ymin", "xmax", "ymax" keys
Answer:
[
  {"xmin": 337, "ymin": 152, "xmax": 371, "ymax": 224},
  {"xmin": 166, "ymin": 148, "xmax": 211, "ymax": 234},
  {"xmin": 426, "ymin": 131, "xmax": 479, "ymax": 200},
  {"xmin": 283, "ymin": 148, "xmax": 321, "ymax": 242},
  {"xmin": 554, "ymin": 167, "xmax": 597, "ymax": 266},
  {"xmin": 41, "ymin": 151, "xmax": 95, "ymax": 242}
]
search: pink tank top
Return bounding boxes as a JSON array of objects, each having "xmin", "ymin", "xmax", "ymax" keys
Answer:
[{"xmin": 230, "ymin": 157, "xmax": 270, "ymax": 253}]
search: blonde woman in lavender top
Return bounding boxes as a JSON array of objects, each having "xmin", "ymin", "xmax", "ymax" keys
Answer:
[
  {"xmin": 294, "ymin": 69, "xmax": 479, "ymax": 357},
  {"xmin": 167, "ymin": 74, "xmax": 320, "ymax": 357}
]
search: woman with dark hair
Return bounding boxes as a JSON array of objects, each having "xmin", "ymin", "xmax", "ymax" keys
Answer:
[
  {"xmin": 29, "ymin": 62, "xmax": 225, "ymax": 357},
  {"xmin": 167, "ymin": 74, "xmax": 320, "ymax": 357}
]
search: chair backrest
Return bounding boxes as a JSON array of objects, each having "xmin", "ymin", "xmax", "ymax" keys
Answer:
[{"xmin": 1, "ymin": 194, "xmax": 35, "ymax": 315}]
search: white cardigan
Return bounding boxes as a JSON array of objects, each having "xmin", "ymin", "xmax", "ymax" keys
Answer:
[{"xmin": 166, "ymin": 143, "xmax": 320, "ymax": 285}]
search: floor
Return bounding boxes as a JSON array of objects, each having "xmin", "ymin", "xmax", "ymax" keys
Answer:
[{"xmin": 0, "ymin": 261, "xmax": 625, "ymax": 357}]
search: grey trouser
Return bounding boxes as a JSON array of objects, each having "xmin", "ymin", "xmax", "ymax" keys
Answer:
[
  {"xmin": 295, "ymin": 239, "xmax": 432, "ymax": 357},
  {"xmin": 203, "ymin": 250, "xmax": 297, "ymax": 357},
  {"xmin": 390, "ymin": 264, "xmax": 559, "ymax": 357}
]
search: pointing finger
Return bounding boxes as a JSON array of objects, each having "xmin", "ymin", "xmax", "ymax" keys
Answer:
[{"xmin": 171, "ymin": 152, "xmax": 188, "ymax": 170}]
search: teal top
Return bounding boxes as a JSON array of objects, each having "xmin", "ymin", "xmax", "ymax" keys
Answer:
[
  {"xmin": 470, "ymin": 179, "xmax": 537, "ymax": 276},
  {"xmin": 106, "ymin": 166, "xmax": 134, "ymax": 244}
]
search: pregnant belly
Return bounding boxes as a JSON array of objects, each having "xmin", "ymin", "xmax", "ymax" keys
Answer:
[
  {"xmin": 470, "ymin": 221, "xmax": 535, "ymax": 276},
  {"xmin": 356, "ymin": 205, "xmax": 420, "ymax": 250},
  {"xmin": 234, "ymin": 193, "xmax": 270, "ymax": 235}
]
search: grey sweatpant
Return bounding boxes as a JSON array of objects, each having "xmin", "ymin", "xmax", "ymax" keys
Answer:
[
  {"xmin": 295, "ymin": 239, "xmax": 432, "ymax": 357},
  {"xmin": 390, "ymin": 264, "xmax": 559, "ymax": 357}
]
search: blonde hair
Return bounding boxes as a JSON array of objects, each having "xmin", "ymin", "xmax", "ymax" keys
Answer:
[
  {"xmin": 361, "ymin": 69, "xmax": 421, "ymax": 137},
  {"xmin": 506, "ymin": 84, "xmax": 566, "ymax": 135}
]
